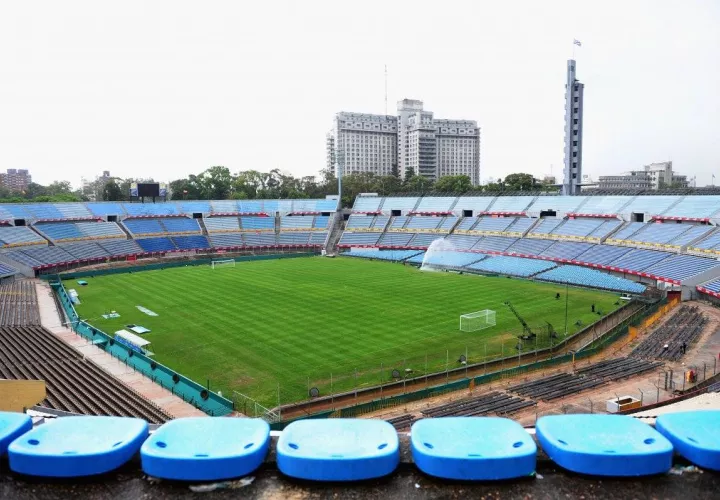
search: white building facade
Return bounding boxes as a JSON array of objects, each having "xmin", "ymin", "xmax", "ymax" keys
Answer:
[{"xmin": 327, "ymin": 99, "xmax": 481, "ymax": 185}]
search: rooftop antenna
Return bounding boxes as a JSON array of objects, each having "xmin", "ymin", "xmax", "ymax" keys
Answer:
[{"xmin": 384, "ymin": 65, "xmax": 388, "ymax": 116}]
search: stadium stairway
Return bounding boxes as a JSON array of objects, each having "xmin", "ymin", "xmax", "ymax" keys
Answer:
[
  {"xmin": 197, "ymin": 217, "xmax": 209, "ymax": 236},
  {"xmin": 324, "ymin": 213, "xmax": 345, "ymax": 254}
]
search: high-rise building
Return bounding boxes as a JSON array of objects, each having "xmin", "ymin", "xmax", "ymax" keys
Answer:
[
  {"xmin": 562, "ymin": 59, "xmax": 584, "ymax": 195},
  {"xmin": 327, "ymin": 99, "xmax": 481, "ymax": 185},
  {"xmin": 0, "ymin": 169, "xmax": 32, "ymax": 192}
]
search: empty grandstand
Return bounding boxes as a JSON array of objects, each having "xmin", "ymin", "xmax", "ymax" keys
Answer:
[
  {"xmin": 421, "ymin": 391, "xmax": 535, "ymax": 418},
  {"xmin": 631, "ymin": 305, "xmax": 708, "ymax": 361}
]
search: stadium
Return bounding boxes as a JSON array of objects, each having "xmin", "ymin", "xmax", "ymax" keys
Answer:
[{"xmin": 2, "ymin": 193, "xmax": 720, "ymax": 483}]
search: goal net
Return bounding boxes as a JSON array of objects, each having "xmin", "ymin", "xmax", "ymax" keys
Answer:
[
  {"xmin": 211, "ymin": 259, "xmax": 236, "ymax": 269},
  {"xmin": 460, "ymin": 309, "xmax": 496, "ymax": 332}
]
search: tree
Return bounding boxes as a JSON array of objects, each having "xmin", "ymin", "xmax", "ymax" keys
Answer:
[
  {"xmin": 504, "ymin": 173, "xmax": 538, "ymax": 191},
  {"xmin": 198, "ymin": 166, "xmax": 233, "ymax": 199},
  {"xmin": 403, "ymin": 166, "xmax": 415, "ymax": 183},
  {"xmin": 373, "ymin": 175, "xmax": 402, "ymax": 196},
  {"xmin": 102, "ymin": 180, "xmax": 124, "ymax": 201},
  {"xmin": 404, "ymin": 175, "xmax": 433, "ymax": 193},
  {"xmin": 391, "ymin": 162, "xmax": 399, "ymax": 179},
  {"xmin": 46, "ymin": 181, "xmax": 73, "ymax": 196},
  {"xmin": 434, "ymin": 175, "xmax": 473, "ymax": 193}
]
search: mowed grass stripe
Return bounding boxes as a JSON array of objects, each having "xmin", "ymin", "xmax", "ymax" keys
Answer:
[{"xmin": 73, "ymin": 256, "xmax": 620, "ymax": 406}]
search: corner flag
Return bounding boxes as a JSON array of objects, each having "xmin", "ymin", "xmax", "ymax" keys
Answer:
[{"xmin": 574, "ymin": 39, "xmax": 582, "ymax": 47}]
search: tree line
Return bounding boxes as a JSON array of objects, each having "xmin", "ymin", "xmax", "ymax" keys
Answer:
[{"xmin": 1, "ymin": 167, "xmax": 557, "ymax": 207}]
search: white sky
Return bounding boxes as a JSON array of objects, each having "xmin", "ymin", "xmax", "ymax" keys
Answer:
[{"xmin": 1, "ymin": 0, "xmax": 718, "ymax": 188}]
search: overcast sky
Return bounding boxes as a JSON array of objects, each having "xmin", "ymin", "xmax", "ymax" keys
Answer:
[{"xmin": 1, "ymin": 0, "xmax": 718, "ymax": 189}]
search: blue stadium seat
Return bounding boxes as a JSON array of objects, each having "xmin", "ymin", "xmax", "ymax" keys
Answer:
[
  {"xmin": 467, "ymin": 255, "xmax": 556, "ymax": 277},
  {"xmin": 35, "ymin": 223, "xmax": 83, "ymax": 241},
  {"xmin": 0, "ymin": 411, "xmax": 32, "ymax": 456},
  {"xmin": 414, "ymin": 196, "xmax": 456, "ymax": 213},
  {"xmin": 346, "ymin": 215, "xmax": 374, "ymax": 229},
  {"xmin": 86, "ymin": 202, "xmax": 125, "ymax": 217},
  {"xmin": 488, "ymin": 196, "xmax": 534, "ymax": 213},
  {"xmin": 444, "ymin": 234, "xmax": 482, "ymax": 250},
  {"xmin": 277, "ymin": 420, "xmax": 399, "ymax": 481},
  {"xmin": 346, "ymin": 249, "xmax": 422, "ymax": 262},
  {"xmin": 123, "ymin": 219, "xmax": 164, "ymax": 236},
  {"xmin": 177, "ymin": 201, "xmax": 212, "ymax": 214},
  {"xmin": 535, "ymin": 265, "xmax": 646, "ymax": 293},
  {"xmin": 380, "ymin": 197, "xmax": 419, "ymax": 214},
  {"xmin": 123, "ymin": 203, "xmax": 178, "ymax": 217},
  {"xmin": 353, "ymin": 196, "xmax": 382, "ymax": 213},
  {"xmin": 0, "ymin": 227, "xmax": 47, "ymax": 247},
  {"xmin": 161, "ymin": 218, "xmax": 201, "ymax": 233},
  {"xmin": 507, "ymin": 238, "xmax": 554, "ymax": 255},
  {"xmin": 240, "ymin": 217, "xmax": 274, "ymax": 230},
  {"xmin": 8, "ymin": 416, "xmax": 148, "ymax": 477},
  {"xmin": 141, "ymin": 418, "xmax": 270, "ymax": 481},
  {"xmin": 338, "ymin": 232, "xmax": 380, "ymax": 247},
  {"xmin": 536, "ymin": 415, "xmax": 673, "ymax": 476},
  {"xmin": 136, "ymin": 237, "xmax": 176, "ymax": 252},
  {"xmin": 172, "ymin": 235, "xmax": 210, "ymax": 250},
  {"xmin": 411, "ymin": 417, "xmax": 536, "ymax": 480},
  {"xmin": 412, "ymin": 250, "xmax": 485, "ymax": 269},
  {"xmin": 655, "ymin": 411, "xmax": 720, "ymax": 471},
  {"xmin": 473, "ymin": 217, "xmax": 516, "ymax": 233},
  {"xmin": 472, "ymin": 236, "xmax": 516, "ymax": 252}
]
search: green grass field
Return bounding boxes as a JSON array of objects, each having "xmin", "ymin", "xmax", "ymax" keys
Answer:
[{"xmin": 73, "ymin": 256, "xmax": 620, "ymax": 406}]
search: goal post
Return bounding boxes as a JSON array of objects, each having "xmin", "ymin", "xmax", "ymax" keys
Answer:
[
  {"xmin": 460, "ymin": 309, "xmax": 496, "ymax": 332},
  {"xmin": 211, "ymin": 259, "xmax": 236, "ymax": 269}
]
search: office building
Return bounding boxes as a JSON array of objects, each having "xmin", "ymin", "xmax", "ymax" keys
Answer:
[{"xmin": 327, "ymin": 99, "xmax": 481, "ymax": 185}]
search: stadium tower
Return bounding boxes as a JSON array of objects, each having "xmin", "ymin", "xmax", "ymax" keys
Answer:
[{"xmin": 562, "ymin": 59, "xmax": 584, "ymax": 195}]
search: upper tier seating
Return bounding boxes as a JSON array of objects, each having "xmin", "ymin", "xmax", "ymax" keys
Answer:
[
  {"xmin": 346, "ymin": 215, "xmax": 374, "ymax": 229},
  {"xmin": 405, "ymin": 216, "xmax": 441, "ymax": 230},
  {"xmin": 0, "ymin": 227, "xmax": 47, "ymax": 247},
  {"xmin": 280, "ymin": 216, "xmax": 314, "ymax": 230},
  {"xmin": 488, "ymin": 196, "xmax": 534, "ymax": 213},
  {"xmin": 309, "ymin": 232, "xmax": 328, "ymax": 245},
  {"xmin": 642, "ymin": 254, "xmax": 720, "ymax": 282},
  {"xmin": 609, "ymin": 249, "xmax": 672, "ymax": 271},
  {"xmin": 123, "ymin": 204, "xmax": 179, "ymax": 217},
  {"xmin": 204, "ymin": 217, "xmax": 240, "ymax": 232},
  {"xmin": 454, "ymin": 217, "xmax": 478, "ymax": 231},
  {"xmin": 211, "ymin": 200, "xmax": 241, "ymax": 213},
  {"xmin": 539, "ymin": 241, "xmax": 595, "ymax": 260},
  {"xmin": 473, "ymin": 217, "xmax": 516, "ymax": 233},
  {"xmin": 668, "ymin": 225, "xmax": 713, "ymax": 247},
  {"xmin": 277, "ymin": 232, "xmax": 311, "ymax": 245},
  {"xmin": 86, "ymin": 202, "xmax": 125, "ymax": 217},
  {"xmin": 59, "ymin": 242, "xmax": 110, "ymax": 260},
  {"xmin": 620, "ymin": 196, "xmax": 680, "ymax": 216},
  {"xmin": 292, "ymin": 198, "xmax": 338, "ymax": 213},
  {"xmin": 438, "ymin": 216, "xmax": 458, "ymax": 230},
  {"xmin": 408, "ymin": 233, "xmax": 444, "ymax": 248},
  {"xmin": 528, "ymin": 219, "xmax": 563, "ymax": 236},
  {"xmin": 136, "ymin": 237, "xmax": 176, "ymax": 252},
  {"xmin": 22, "ymin": 204, "xmax": 64, "ymax": 219},
  {"xmin": 241, "ymin": 233, "xmax": 278, "ymax": 246},
  {"xmin": 97, "ymin": 239, "xmax": 143, "ymax": 257},
  {"xmin": 552, "ymin": 218, "xmax": 605, "ymax": 238},
  {"xmin": 413, "ymin": 196, "xmax": 456, "ymax": 213},
  {"xmin": 0, "ymin": 262, "xmax": 18, "ymax": 277},
  {"xmin": 624, "ymin": 223, "xmax": 691, "ymax": 245},
  {"xmin": 574, "ymin": 196, "xmax": 630, "ymax": 215},
  {"xmin": 526, "ymin": 196, "xmax": 586, "ymax": 215},
  {"xmin": 452, "ymin": 196, "xmax": 494, "ymax": 215},
  {"xmin": 535, "ymin": 266, "xmax": 647, "ymax": 293},
  {"xmin": 208, "ymin": 233, "xmax": 244, "ymax": 247},
  {"xmin": 36, "ymin": 222, "xmax": 125, "ymax": 241},
  {"xmin": 122, "ymin": 219, "xmax": 164, "ymax": 236},
  {"xmin": 161, "ymin": 218, "xmax": 201, "ymax": 234},
  {"xmin": 388, "ymin": 216, "xmax": 408, "ymax": 230},
  {"xmin": 507, "ymin": 238, "xmax": 555, "ymax": 256},
  {"xmin": 505, "ymin": 218, "xmax": 535, "ymax": 234},
  {"xmin": 574, "ymin": 245, "xmax": 633, "ymax": 265},
  {"xmin": 18, "ymin": 246, "xmax": 75, "ymax": 265},
  {"xmin": 587, "ymin": 219, "xmax": 622, "ymax": 240},
  {"xmin": 34, "ymin": 223, "xmax": 82, "ymax": 241},
  {"xmin": 378, "ymin": 233, "xmax": 415, "ymax": 247},
  {"xmin": 177, "ymin": 201, "xmax": 212, "ymax": 214},
  {"xmin": 472, "ymin": 236, "xmax": 517, "ymax": 252},
  {"xmin": 53, "ymin": 203, "xmax": 93, "ymax": 219},
  {"xmin": 237, "ymin": 200, "xmax": 265, "ymax": 214},
  {"xmin": 690, "ymin": 229, "xmax": 720, "ymax": 253},
  {"xmin": 240, "ymin": 217, "xmax": 274, "ymax": 230},
  {"xmin": 313, "ymin": 216, "xmax": 330, "ymax": 228},
  {"xmin": 467, "ymin": 255, "xmax": 557, "ymax": 277},
  {"xmin": 338, "ymin": 232, "xmax": 381, "ymax": 246},
  {"xmin": 381, "ymin": 197, "xmax": 420, "ymax": 213},
  {"xmin": 353, "ymin": 196, "xmax": 382, "ymax": 213},
  {"xmin": 445, "ymin": 234, "xmax": 482, "ymax": 250},
  {"xmin": 609, "ymin": 222, "xmax": 646, "ymax": 242},
  {"xmin": 659, "ymin": 195, "xmax": 720, "ymax": 219},
  {"xmin": 172, "ymin": 235, "xmax": 210, "ymax": 250}
]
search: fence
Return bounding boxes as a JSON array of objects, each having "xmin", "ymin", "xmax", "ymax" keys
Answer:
[{"xmin": 51, "ymin": 277, "xmax": 235, "ymax": 416}]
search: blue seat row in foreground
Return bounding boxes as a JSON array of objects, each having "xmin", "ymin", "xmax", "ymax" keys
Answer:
[{"xmin": 1, "ymin": 412, "xmax": 718, "ymax": 481}]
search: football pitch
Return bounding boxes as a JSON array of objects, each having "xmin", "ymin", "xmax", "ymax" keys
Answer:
[{"xmin": 72, "ymin": 256, "xmax": 621, "ymax": 406}]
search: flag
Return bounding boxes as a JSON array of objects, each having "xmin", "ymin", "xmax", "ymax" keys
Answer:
[{"xmin": 574, "ymin": 39, "xmax": 582, "ymax": 47}]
